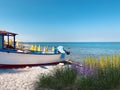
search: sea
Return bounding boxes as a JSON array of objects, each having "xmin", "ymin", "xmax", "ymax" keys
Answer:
[{"xmin": 21, "ymin": 42, "xmax": 120, "ymax": 62}]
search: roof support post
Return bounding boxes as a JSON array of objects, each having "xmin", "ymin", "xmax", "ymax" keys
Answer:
[
  {"xmin": 7, "ymin": 35, "xmax": 9, "ymax": 46},
  {"xmin": 2, "ymin": 35, "xmax": 4, "ymax": 49},
  {"xmin": 13, "ymin": 35, "xmax": 16, "ymax": 49}
]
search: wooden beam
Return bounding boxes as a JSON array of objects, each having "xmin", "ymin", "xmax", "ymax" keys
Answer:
[
  {"xmin": 7, "ymin": 35, "xmax": 9, "ymax": 46},
  {"xmin": 2, "ymin": 35, "xmax": 4, "ymax": 49},
  {"xmin": 13, "ymin": 35, "xmax": 16, "ymax": 49}
]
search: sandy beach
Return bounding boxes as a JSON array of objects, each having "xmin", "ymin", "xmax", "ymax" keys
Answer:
[{"xmin": 0, "ymin": 65, "xmax": 57, "ymax": 90}]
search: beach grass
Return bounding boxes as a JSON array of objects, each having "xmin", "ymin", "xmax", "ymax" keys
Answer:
[{"xmin": 35, "ymin": 54, "xmax": 120, "ymax": 90}]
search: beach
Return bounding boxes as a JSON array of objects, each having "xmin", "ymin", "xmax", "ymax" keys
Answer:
[{"xmin": 0, "ymin": 65, "xmax": 57, "ymax": 90}]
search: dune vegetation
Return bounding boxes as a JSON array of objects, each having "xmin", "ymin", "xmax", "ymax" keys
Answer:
[{"xmin": 35, "ymin": 54, "xmax": 120, "ymax": 90}]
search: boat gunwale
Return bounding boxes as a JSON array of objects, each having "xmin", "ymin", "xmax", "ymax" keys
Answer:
[{"xmin": 0, "ymin": 50, "xmax": 61, "ymax": 55}]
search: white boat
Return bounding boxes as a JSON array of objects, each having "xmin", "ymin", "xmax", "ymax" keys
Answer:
[
  {"xmin": 0, "ymin": 30, "xmax": 68, "ymax": 68},
  {"xmin": 0, "ymin": 51, "xmax": 65, "ymax": 68}
]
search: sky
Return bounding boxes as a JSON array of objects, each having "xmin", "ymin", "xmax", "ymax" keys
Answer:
[{"xmin": 0, "ymin": 0, "xmax": 120, "ymax": 42}]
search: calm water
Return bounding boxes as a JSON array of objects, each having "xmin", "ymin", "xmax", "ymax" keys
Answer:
[{"xmin": 21, "ymin": 42, "xmax": 120, "ymax": 61}]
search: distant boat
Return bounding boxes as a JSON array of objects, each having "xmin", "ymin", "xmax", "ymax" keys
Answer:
[{"xmin": 0, "ymin": 30, "xmax": 68, "ymax": 68}]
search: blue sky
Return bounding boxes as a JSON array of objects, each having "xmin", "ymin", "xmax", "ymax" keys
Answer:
[{"xmin": 0, "ymin": 0, "xmax": 120, "ymax": 42}]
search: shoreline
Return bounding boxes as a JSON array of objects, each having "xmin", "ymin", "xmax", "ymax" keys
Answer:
[{"xmin": 0, "ymin": 65, "xmax": 58, "ymax": 90}]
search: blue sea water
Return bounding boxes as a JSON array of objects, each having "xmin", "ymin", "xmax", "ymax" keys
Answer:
[{"xmin": 21, "ymin": 42, "xmax": 120, "ymax": 61}]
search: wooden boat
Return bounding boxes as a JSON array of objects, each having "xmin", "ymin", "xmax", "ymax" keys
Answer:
[
  {"xmin": 0, "ymin": 30, "xmax": 67, "ymax": 68},
  {"xmin": 0, "ymin": 51, "xmax": 65, "ymax": 68}
]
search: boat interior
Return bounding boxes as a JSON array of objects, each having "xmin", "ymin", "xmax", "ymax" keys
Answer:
[
  {"xmin": 0, "ymin": 48, "xmax": 56, "ymax": 55},
  {"xmin": 0, "ymin": 30, "xmax": 56, "ymax": 55}
]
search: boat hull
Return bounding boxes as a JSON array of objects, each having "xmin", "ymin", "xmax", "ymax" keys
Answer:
[{"xmin": 0, "ymin": 52, "xmax": 64, "ymax": 68}]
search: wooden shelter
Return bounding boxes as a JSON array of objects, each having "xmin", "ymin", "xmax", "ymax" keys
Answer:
[{"xmin": 0, "ymin": 30, "xmax": 17, "ymax": 49}]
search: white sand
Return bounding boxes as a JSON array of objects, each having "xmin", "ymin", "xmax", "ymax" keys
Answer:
[{"xmin": 0, "ymin": 65, "xmax": 57, "ymax": 90}]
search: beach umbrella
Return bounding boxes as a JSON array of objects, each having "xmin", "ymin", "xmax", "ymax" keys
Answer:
[
  {"xmin": 43, "ymin": 46, "xmax": 46, "ymax": 52},
  {"xmin": 45, "ymin": 46, "xmax": 48, "ymax": 52},
  {"xmin": 16, "ymin": 40, "xmax": 19, "ymax": 48},
  {"xmin": 52, "ymin": 46, "xmax": 54, "ymax": 52},
  {"xmin": 9, "ymin": 39, "xmax": 13, "ymax": 45},
  {"xmin": 34, "ymin": 45, "xmax": 37, "ymax": 51},
  {"xmin": 37, "ymin": 45, "xmax": 41, "ymax": 52},
  {"xmin": 29, "ymin": 45, "xmax": 34, "ymax": 51}
]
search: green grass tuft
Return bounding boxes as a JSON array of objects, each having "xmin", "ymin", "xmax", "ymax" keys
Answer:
[{"xmin": 35, "ymin": 66, "xmax": 77, "ymax": 90}]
